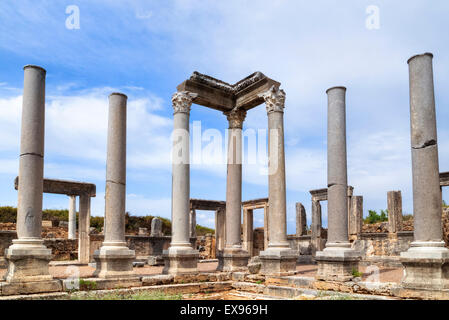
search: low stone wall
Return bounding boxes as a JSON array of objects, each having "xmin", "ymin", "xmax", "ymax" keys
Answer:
[
  {"xmin": 287, "ymin": 235, "xmax": 312, "ymax": 256},
  {"xmin": 353, "ymin": 232, "xmax": 414, "ymax": 258}
]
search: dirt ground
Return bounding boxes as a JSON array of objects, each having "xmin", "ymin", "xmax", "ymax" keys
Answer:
[{"xmin": 0, "ymin": 262, "xmax": 404, "ymax": 283}]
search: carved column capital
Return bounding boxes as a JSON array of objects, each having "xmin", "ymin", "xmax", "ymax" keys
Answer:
[
  {"xmin": 224, "ymin": 108, "xmax": 247, "ymax": 129},
  {"xmin": 172, "ymin": 91, "xmax": 198, "ymax": 114},
  {"xmin": 259, "ymin": 85, "xmax": 286, "ymax": 114}
]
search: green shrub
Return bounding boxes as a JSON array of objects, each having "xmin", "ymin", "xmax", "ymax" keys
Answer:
[{"xmin": 364, "ymin": 209, "xmax": 389, "ymax": 224}]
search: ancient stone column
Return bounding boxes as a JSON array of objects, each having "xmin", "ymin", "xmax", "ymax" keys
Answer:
[
  {"xmin": 218, "ymin": 108, "xmax": 250, "ymax": 271},
  {"xmin": 4, "ymin": 66, "xmax": 60, "ymax": 292},
  {"xmin": 150, "ymin": 217, "xmax": 163, "ymax": 237},
  {"xmin": 316, "ymin": 86, "xmax": 360, "ymax": 281},
  {"xmin": 387, "ymin": 191, "xmax": 403, "ymax": 234},
  {"xmin": 349, "ymin": 196, "xmax": 363, "ymax": 238},
  {"xmin": 215, "ymin": 207, "xmax": 226, "ymax": 256},
  {"xmin": 78, "ymin": 195, "xmax": 90, "ymax": 264},
  {"xmin": 243, "ymin": 208, "xmax": 254, "ymax": 257},
  {"xmin": 311, "ymin": 200, "xmax": 322, "ymax": 254},
  {"xmin": 263, "ymin": 204, "xmax": 269, "ymax": 250},
  {"xmin": 94, "ymin": 93, "xmax": 135, "ymax": 279},
  {"xmin": 189, "ymin": 209, "xmax": 197, "ymax": 238},
  {"xmin": 296, "ymin": 202, "xmax": 307, "ymax": 237},
  {"xmin": 68, "ymin": 195, "xmax": 77, "ymax": 240},
  {"xmin": 400, "ymin": 53, "xmax": 449, "ymax": 290},
  {"xmin": 258, "ymin": 86, "xmax": 297, "ymax": 275},
  {"xmin": 163, "ymin": 91, "xmax": 199, "ymax": 275}
]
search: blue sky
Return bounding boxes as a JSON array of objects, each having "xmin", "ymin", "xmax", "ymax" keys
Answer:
[{"xmin": 1, "ymin": 1, "xmax": 449, "ymax": 234}]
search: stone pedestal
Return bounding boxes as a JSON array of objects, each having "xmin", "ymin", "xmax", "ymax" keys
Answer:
[
  {"xmin": 3, "ymin": 66, "xmax": 60, "ymax": 293},
  {"xmin": 400, "ymin": 53, "xmax": 449, "ymax": 290},
  {"xmin": 315, "ymin": 244, "xmax": 361, "ymax": 281},
  {"xmin": 316, "ymin": 87, "xmax": 360, "ymax": 281},
  {"xmin": 258, "ymin": 86, "xmax": 298, "ymax": 275},
  {"xmin": 400, "ymin": 242, "xmax": 449, "ymax": 290},
  {"xmin": 163, "ymin": 91, "xmax": 199, "ymax": 275},
  {"xmin": 93, "ymin": 93, "xmax": 135, "ymax": 278},
  {"xmin": 259, "ymin": 249, "xmax": 298, "ymax": 276}
]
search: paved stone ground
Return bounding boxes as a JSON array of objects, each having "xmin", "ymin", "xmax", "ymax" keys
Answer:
[{"xmin": 0, "ymin": 262, "xmax": 404, "ymax": 283}]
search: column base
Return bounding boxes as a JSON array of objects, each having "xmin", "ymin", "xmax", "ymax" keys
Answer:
[
  {"xmin": 93, "ymin": 242, "xmax": 136, "ymax": 279},
  {"xmin": 315, "ymin": 243, "xmax": 361, "ymax": 282},
  {"xmin": 217, "ymin": 247, "xmax": 250, "ymax": 272},
  {"xmin": 259, "ymin": 247, "xmax": 298, "ymax": 276},
  {"xmin": 400, "ymin": 241, "xmax": 449, "ymax": 290},
  {"xmin": 3, "ymin": 239, "xmax": 53, "ymax": 283},
  {"xmin": 162, "ymin": 246, "xmax": 199, "ymax": 275}
]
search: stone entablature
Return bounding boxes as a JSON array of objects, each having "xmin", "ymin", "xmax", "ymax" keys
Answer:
[{"xmin": 14, "ymin": 176, "xmax": 96, "ymax": 197}]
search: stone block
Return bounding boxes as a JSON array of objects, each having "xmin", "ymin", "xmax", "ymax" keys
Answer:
[
  {"xmin": 259, "ymin": 249, "xmax": 298, "ymax": 276},
  {"xmin": 315, "ymin": 247, "xmax": 361, "ymax": 282},
  {"xmin": 93, "ymin": 246, "xmax": 135, "ymax": 279},
  {"xmin": 162, "ymin": 247, "xmax": 199, "ymax": 275}
]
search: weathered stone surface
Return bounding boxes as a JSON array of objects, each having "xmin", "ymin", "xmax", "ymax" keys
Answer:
[
  {"xmin": 349, "ymin": 196, "xmax": 363, "ymax": 237},
  {"xmin": 296, "ymin": 203, "xmax": 307, "ymax": 237},
  {"xmin": 388, "ymin": 191, "xmax": 403, "ymax": 233},
  {"xmin": 247, "ymin": 256, "xmax": 262, "ymax": 274},
  {"xmin": 150, "ymin": 218, "xmax": 163, "ymax": 237}
]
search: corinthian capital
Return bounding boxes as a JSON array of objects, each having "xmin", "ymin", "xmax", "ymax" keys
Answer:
[
  {"xmin": 259, "ymin": 86, "xmax": 286, "ymax": 114},
  {"xmin": 224, "ymin": 108, "xmax": 247, "ymax": 129},
  {"xmin": 172, "ymin": 91, "xmax": 198, "ymax": 114}
]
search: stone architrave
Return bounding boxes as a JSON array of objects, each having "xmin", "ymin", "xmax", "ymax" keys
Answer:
[
  {"xmin": 315, "ymin": 86, "xmax": 360, "ymax": 282},
  {"xmin": 258, "ymin": 86, "xmax": 298, "ymax": 275},
  {"xmin": 93, "ymin": 93, "xmax": 135, "ymax": 279},
  {"xmin": 150, "ymin": 217, "xmax": 163, "ymax": 237},
  {"xmin": 218, "ymin": 108, "xmax": 250, "ymax": 271},
  {"xmin": 400, "ymin": 53, "xmax": 449, "ymax": 290},
  {"xmin": 163, "ymin": 91, "xmax": 199, "ymax": 275},
  {"xmin": 3, "ymin": 65, "xmax": 61, "ymax": 293}
]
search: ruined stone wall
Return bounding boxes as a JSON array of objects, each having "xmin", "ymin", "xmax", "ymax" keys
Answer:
[
  {"xmin": 353, "ymin": 232, "xmax": 414, "ymax": 258},
  {"xmin": 287, "ymin": 235, "xmax": 312, "ymax": 256},
  {"xmin": 43, "ymin": 239, "xmax": 77, "ymax": 260},
  {"xmin": 196, "ymin": 234, "xmax": 215, "ymax": 259}
]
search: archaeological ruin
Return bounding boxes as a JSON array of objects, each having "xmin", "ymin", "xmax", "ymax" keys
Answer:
[{"xmin": 1, "ymin": 52, "xmax": 449, "ymax": 300}]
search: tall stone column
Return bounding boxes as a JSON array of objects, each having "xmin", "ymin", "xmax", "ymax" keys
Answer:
[
  {"xmin": 258, "ymin": 86, "xmax": 297, "ymax": 275},
  {"xmin": 3, "ymin": 66, "xmax": 60, "ymax": 292},
  {"xmin": 400, "ymin": 53, "xmax": 449, "ymax": 290},
  {"xmin": 316, "ymin": 86, "xmax": 360, "ymax": 281},
  {"xmin": 78, "ymin": 195, "xmax": 91, "ymax": 264},
  {"xmin": 68, "ymin": 195, "xmax": 77, "ymax": 240},
  {"xmin": 311, "ymin": 200, "xmax": 323, "ymax": 255},
  {"xmin": 94, "ymin": 93, "xmax": 135, "ymax": 279},
  {"xmin": 218, "ymin": 108, "xmax": 250, "ymax": 271},
  {"xmin": 163, "ymin": 91, "xmax": 199, "ymax": 275}
]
